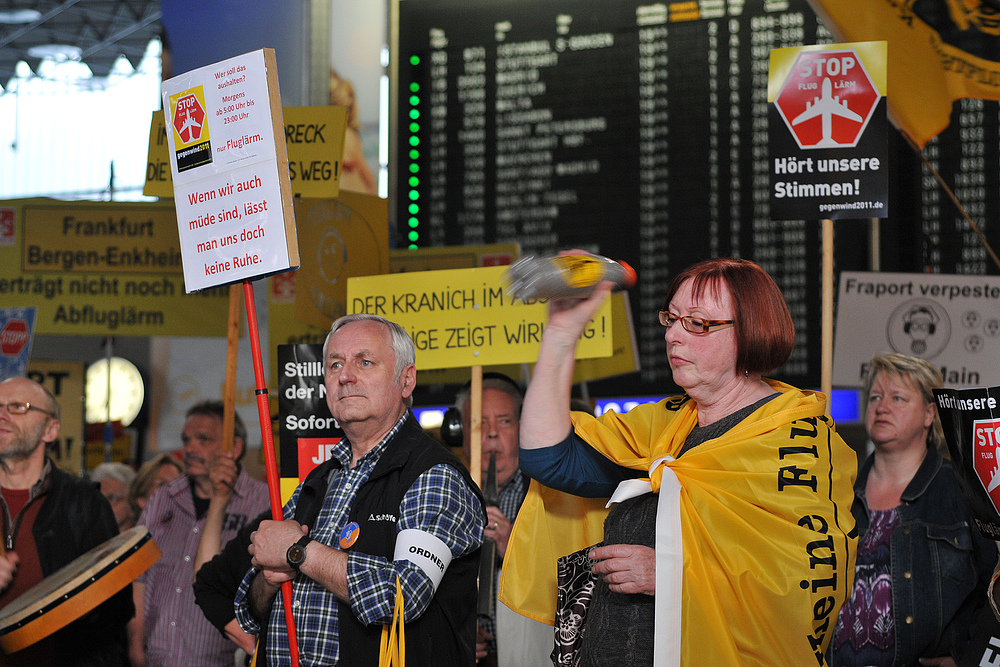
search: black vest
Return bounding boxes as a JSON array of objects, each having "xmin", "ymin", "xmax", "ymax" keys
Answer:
[{"xmin": 294, "ymin": 414, "xmax": 484, "ymax": 666}]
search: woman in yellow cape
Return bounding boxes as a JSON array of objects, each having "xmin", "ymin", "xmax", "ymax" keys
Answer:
[{"xmin": 501, "ymin": 257, "xmax": 857, "ymax": 666}]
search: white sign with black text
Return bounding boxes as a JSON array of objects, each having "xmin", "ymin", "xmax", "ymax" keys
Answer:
[{"xmin": 834, "ymin": 271, "xmax": 1000, "ymax": 387}]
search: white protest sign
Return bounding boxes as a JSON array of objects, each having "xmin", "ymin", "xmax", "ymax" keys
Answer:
[
  {"xmin": 834, "ymin": 271, "xmax": 1000, "ymax": 387},
  {"xmin": 162, "ymin": 49, "xmax": 298, "ymax": 292}
]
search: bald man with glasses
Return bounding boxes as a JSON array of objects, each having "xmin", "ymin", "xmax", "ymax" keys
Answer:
[{"xmin": 0, "ymin": 376, "xmax": 134, "ymax": 666}]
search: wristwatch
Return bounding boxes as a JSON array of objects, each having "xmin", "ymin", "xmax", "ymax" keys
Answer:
[{"xmin": 286, "ymin": 535, "xmax": 312, "ymax": 570}]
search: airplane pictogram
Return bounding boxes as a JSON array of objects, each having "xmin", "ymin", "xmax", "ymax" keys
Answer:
[
  {"xmin": 988, "ymin": 447, "xmax": 1000, "ymax": 493},
  {"xmin": 792, "ymin": 77, "xmax": 863, "ymax": 148},
  {"xmin": 177, "ymin": 109, "xmax": 202, "ymax": 143}
]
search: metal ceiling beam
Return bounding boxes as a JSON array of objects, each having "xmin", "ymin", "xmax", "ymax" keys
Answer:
[
  {"xmin": 79, "ymin": 8, "xmax": 160, "ymax": 59},
  {"xmin": 0, "ymin": 0, "xmax": 87, "ymax": 49}
]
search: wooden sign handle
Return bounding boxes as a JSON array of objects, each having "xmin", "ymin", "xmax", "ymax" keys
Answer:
[{"xmin": 469, "ymin": 366, "xmax": 483, "ymax": 489}]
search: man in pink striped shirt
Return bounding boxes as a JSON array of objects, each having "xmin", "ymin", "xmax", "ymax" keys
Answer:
[{"xmin": 130, "ymin": 401, "xmax": 269, "ymax": 667}]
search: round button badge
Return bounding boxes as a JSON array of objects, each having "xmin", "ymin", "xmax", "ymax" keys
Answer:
[{"xmin": 339, "ymin": 521, "xmax": 360, "ymax": 549}]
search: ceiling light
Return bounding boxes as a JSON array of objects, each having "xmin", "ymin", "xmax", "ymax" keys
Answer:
[
  {"xmin": 0, "ymin": 9, "xmax": 42, "ymax": 24},
  {"xmin": 27, "ymin": 44, "xmax": 82, "ymax": 61}
]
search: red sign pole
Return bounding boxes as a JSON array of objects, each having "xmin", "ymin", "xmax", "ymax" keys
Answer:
[{"xmin": 242, "ymin": 278, "xmax": 300, "ymax": 667}]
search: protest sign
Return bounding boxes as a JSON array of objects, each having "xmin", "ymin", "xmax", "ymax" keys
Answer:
[
  {"xmin": 935, "ymin": 386, "xmax": 1000, "ymax": 538},
  {"xmin": 161, "ymin": 48, "xmax": 298, "ymax": 292},
  {"xmin": 835, "ymin": 271, "xmax": 1000, "ymax": 387},
  {"xmin": 0, "ymin": 307, "xmax": 35, "ymax": 381},
  {"xmin": 277, "ymin": 343, "xmax": 343, "ymax": 502},
  {"xmin": 347, "ymin": 266, "xmax": 613, "ymax": 370},
  {"xmin": 768, "ymin": 41, "xmax": 888, "ymax": 220}
]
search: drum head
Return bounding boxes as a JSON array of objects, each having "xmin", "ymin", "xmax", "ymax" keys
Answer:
[{"xmin": 0, "ymin": 525, "xmax": 161, "ymax": 653}]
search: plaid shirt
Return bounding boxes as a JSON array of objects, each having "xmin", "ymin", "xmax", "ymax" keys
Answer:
[{"xmin": 235, "ymin": 413, "xmax": 485, "ymax": 666}]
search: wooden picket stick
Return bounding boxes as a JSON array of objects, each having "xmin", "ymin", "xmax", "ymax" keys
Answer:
[
  {"xmin": 822, "ymin": 218, "xmax": 833, "ymax": 418},
  {"xmin": 222, "ymin": 284, "xmax": 241, "ymax": 454},
  {"xmin": 468, "ymin": 366, "xmax": 483, "ymax": 489}
]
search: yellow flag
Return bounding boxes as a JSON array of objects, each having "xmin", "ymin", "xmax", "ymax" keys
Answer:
[
  {"xmin": 808, "ymin": 0, "xmax": 1000, "ymax": 147},
  {"xmin": 501, "ymin": 381, "xmax": 858, "ymax": 666}
]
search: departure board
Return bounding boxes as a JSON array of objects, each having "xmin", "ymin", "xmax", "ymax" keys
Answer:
[{"xmin": 392, "ymin": 0, "xmax": 1000, "ymax": 398}]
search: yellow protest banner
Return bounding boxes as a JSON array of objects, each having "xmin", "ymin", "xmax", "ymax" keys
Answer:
[
  {"xmin": 268, "ymin": 191, "xmax": 389, "ymax": 382},
  {"xmin": 571, "ymin": 290, "xmax": 639, "ymax": 382},
  {"xmin": 414, "ymin": 290, "xmax": 638, "ymax": 386},
  {"xmin": 347, "ymin": 266, "xmax": 613, "ymax": 369},
  {"xmin": 807, "ymin": 0, "xmax": 1000, "ymax": 147},
  {"xmin": 0, "ymin": 199, "xmax": 229, "ymax": 336},
  {"xmin": 284, "ymin": 106, "xmax": 348, "ymax": 199},
  {"xmin": 144, "ymin": 111, "xmax": 172, "ymax": 197},
  {"xmin": 145, "ymin": 106, "xmax": 349, "ymax": 199},
  {"xmin": 26, "ymin": 360, "xmax": 86, "ymax": 475},
  {"xmin": 294, "ymin": 193, "xmax": 390, "ymax": 328}
]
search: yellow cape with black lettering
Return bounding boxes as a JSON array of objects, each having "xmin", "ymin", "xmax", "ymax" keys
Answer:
[{"xmin": 500, "ymin": 380, "xmax": 857, "ymax": 666}]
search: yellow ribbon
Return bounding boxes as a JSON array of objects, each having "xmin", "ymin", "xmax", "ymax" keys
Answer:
[{"xmin": 379, "ymin": 575, "xmax": 406, "ymax": 667}]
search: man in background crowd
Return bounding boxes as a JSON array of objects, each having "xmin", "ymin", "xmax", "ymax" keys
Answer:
[
  {"xmin": 455, "ymin": 374, "xmax": 551, "ymax": 667},
  {"xmin": 0, "ymin": 376, "xmax": 133, "ymax": 665},
  {"xmin": 130, "ymin": 401, "xmax": 268, "ymax": 666}
]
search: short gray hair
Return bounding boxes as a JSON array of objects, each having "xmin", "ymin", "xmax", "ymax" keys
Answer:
[
  {"xmin": 91, "ymin": 462, "xmax": 136, "ymax": 488},
  {"xmin": 324, "ymin": 314, "xmax": 417, "ymax": 407},
  {"xmin": 863, "ymin": 352, "xmax": 945, "ymax": 450},
  {"xmin": 455, "ymin": 375, "xmax": 523, "ymax": 418}
]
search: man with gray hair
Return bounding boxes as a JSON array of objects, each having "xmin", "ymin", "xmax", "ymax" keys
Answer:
[
  {"xmin": 236, "ymin": 313, "xmax": 486, "ymax": 666},
  {"xmin": 453, "ymin": 373, "xmax": 558, "ymax": 667}
]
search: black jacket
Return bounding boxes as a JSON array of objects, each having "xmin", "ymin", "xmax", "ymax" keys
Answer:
[
  {"xmin": 4, "ymin": 460, "xmax": 134, "ymax": 666},
  {"xmin": 840, "ymin": 447, "xmax": 997, "ymax": 665},
  {"xmin": 333, "ymin": 415, "xmax": 483, "ymax": 666},
  {"xmin": 194, "ymin": 414, "xmax": 484, "ymax": 666}
]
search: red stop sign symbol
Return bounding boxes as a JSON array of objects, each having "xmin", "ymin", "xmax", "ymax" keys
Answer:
[
  {"xmin": 774, "ymin": 49, "xmax": 880, "ymax": 149},
  {"xmin": 0, "ymin": 320, "xmax": 29, "ymax": 356},
  {"xmin": 973, "ymin": 418, "xmax": 1000, "ymax": 513},
  {"xmin": 173, "ymin": 94, "xmax": 207, "ymax": 144}
]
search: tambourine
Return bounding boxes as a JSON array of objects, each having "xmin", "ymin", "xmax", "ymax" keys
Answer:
[{"xmin": 0, "ymin": 525, "xmax": 160, "ymax": 653}]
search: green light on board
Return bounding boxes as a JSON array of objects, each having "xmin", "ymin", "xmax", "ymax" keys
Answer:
[
  {"xmin": 408, "ymin": 230, "xmax": 419, "ymax": 242},
  {"xmin": 408, "ymin": 203, "xmax": 419, "ymax": 214},
  {"xmin": 409, "ymin": 55, "xmax": 420, "ymax": 65}
]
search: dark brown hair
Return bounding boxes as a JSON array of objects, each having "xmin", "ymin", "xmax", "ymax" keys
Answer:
[{"xmin": 662, "ymin": 258, "xmax": 795, "ymax": 374}]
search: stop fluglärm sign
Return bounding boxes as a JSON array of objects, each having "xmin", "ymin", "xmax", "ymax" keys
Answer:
[
  {"xmin": 774, "ymin": 49, "xmax": 880, "ymax": 149},
  {"xmin": 172, "ymin": 94, "xmax": 207, "ymax": 144}
]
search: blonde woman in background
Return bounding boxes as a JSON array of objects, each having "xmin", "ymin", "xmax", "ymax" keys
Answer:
[
  {"xmin": 330, "ymin": 69, "xmax": 377, "ymax": 195},
  {"xmin": 127, "ymin": 452, "xmax": 183, "ymax": 519},
  {"xmin": 830, "ymin": 353, "xmax": 996, "ymax": 667}
]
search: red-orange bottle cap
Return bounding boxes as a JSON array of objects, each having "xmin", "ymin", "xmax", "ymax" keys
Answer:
[{"xmin": 619, "ymin": 260, "xmax": 637, "ymax": 288}]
